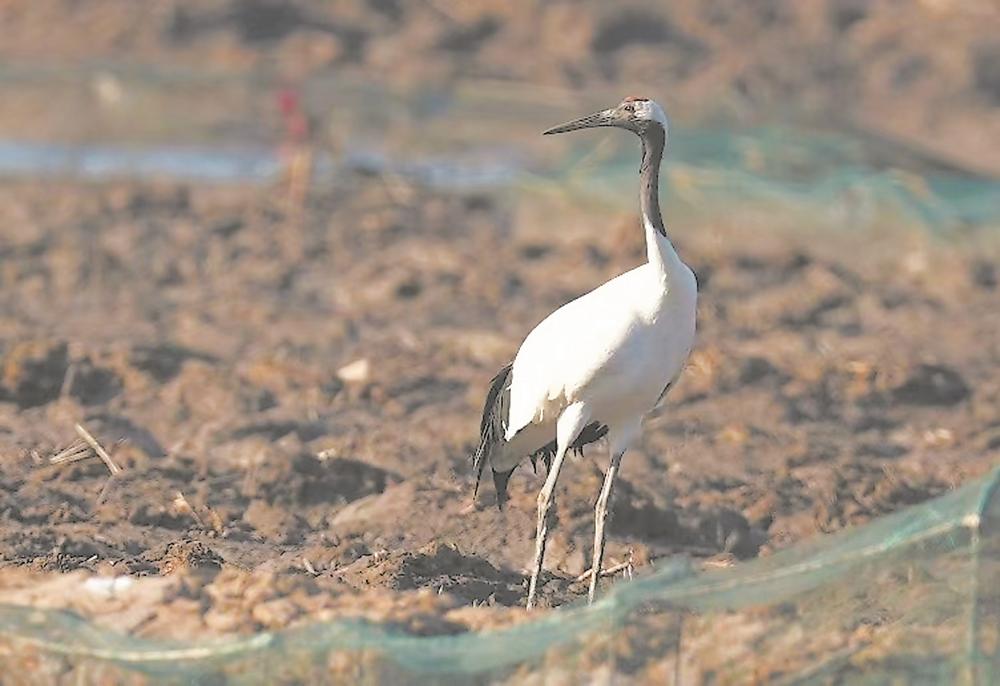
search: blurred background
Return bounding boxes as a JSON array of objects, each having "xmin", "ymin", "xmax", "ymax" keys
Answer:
[
  {"xmin": 1, "ymin": 0, "xmax": 999, "ymax": 650},
  {"xmin": 2, "ymin": 0, "xmax": 999, "ymax": 216}
]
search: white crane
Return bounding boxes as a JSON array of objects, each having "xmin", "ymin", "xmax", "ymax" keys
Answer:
[{"xmin": 473, "ymin": 96, "xmax": 698, "ymax": 609}]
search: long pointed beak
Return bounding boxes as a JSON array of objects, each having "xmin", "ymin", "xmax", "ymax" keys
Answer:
[{"xmin": 543, "ymin": 109, "xmax": 616, "ymax": 135}]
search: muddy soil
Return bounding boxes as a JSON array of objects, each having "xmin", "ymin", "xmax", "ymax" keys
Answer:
[
  {"xmin": 0, "ymin": 0, "xmax": 998, "ymax": 648},
  {"xmin": 0, "ymin": 173, "xmax": 997, "ymax": 639}
]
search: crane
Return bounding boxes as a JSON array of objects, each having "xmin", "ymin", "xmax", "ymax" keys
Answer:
[{"xmin": 472, "ymin": 97, "xmax": 698, "ymax": 610}]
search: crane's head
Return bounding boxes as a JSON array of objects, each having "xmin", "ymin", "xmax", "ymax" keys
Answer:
[{"xmin": 543, "ymin": 96, "xmax": 668, "ymax": 137}]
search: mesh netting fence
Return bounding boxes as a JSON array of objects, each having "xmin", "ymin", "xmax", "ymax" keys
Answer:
[{"xmin": 1, "ymin": 468, "xmax": 996, "ymax": 684}]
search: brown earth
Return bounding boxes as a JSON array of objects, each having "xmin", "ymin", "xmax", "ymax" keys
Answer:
[
  {"xmin": 0, "ymin": 173, "xmax": 997, "ymax": 642},
  {"xmin": 0, "ymin": 0, "xmax": 998, "ymax": 654}
]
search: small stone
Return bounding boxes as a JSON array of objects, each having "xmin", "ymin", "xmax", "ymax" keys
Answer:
[{"xmin": 337, "ymin": 358, "xmax": 370, "ymax": 383}]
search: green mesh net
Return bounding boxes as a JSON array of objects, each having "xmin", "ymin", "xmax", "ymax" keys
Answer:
[
  {"xmin": 1, "ymin": 70, "xmax": 998, "ymax": 234},
  {"xmin": 1, "ymin": 468, "xmax": 996, "ymax": 684},
  {"xmin": 527, "ymin": 126, "xmax": 1000, "ymax": 235}
]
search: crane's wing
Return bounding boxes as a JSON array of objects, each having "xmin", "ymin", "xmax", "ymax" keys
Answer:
[{"xmin": 472, "ymin": 360, "xmax": 607, "ymax": 508}]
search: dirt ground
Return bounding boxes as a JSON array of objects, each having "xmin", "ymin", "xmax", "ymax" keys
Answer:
[
  {"xmin": 0, "ymin": 0, "xmax": 998, "ymax": 652},
  {"xmin": 0, "ymin": 173, "xmax": 997, "ymax": 641}
]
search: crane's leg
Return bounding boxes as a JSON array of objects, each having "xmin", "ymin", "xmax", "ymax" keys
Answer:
[
  {"xmin": 526, "ymin": 402, "xmax": 589, "ymax": 610},
  {"xmin": 588, "ymin": 448, "xmax": 624, "ymax": 603}
]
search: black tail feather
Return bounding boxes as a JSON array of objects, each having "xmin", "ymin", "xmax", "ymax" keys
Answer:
[
  {"xmin": 492, "ymin": 467, "xmax": 514, "ymax": 510},
  {"xmin": 473, "ymin": 362, "xmax": 513, "ymax": 499}
]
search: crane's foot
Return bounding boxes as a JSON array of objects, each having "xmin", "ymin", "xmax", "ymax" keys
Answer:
[
  {"xmin": 580, "ymin": 560, "xmax": 635, "ymax": 604},
  {"xmin": 574, "ymin": 559, "xmax": 633, "ymax": 584}
]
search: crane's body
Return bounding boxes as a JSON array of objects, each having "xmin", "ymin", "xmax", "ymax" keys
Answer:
[
  {"xmin": 472, "ymin": 97, "xmax": 697, "ymax": 609},
  {"xmin": 499, "ymin": 252, "xmax": 696, "ymax": 471}
]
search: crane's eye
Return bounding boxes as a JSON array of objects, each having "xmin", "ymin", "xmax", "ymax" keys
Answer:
[{"xmin": 623, "ymin": 103, "xmax": 635, "ymax": 113}]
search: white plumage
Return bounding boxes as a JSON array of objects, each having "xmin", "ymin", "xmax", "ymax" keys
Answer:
[
  {"xmin": 473, "ymin": 97, "xmax": 697, "ymax": 609},
  {"xmin": 504, "ymin": 234, "xmax": 696, "ymax": 454}
]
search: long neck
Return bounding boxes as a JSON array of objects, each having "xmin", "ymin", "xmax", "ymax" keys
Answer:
[{"xmin": 638, "ymin": 125, "xmax": 681, "ymax": 281}]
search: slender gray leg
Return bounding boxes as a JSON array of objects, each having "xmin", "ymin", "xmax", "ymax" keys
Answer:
[
  {"xmin": 526, "ymin": 402, "xmax": 589, "ymax": 610},
  {"xmin": 589, "ymin": 449, "xmax": 624, "ymax": 604},
  {"xmin": 525, "ymin": 446, "xmax": 567, "ymax": 610}
]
